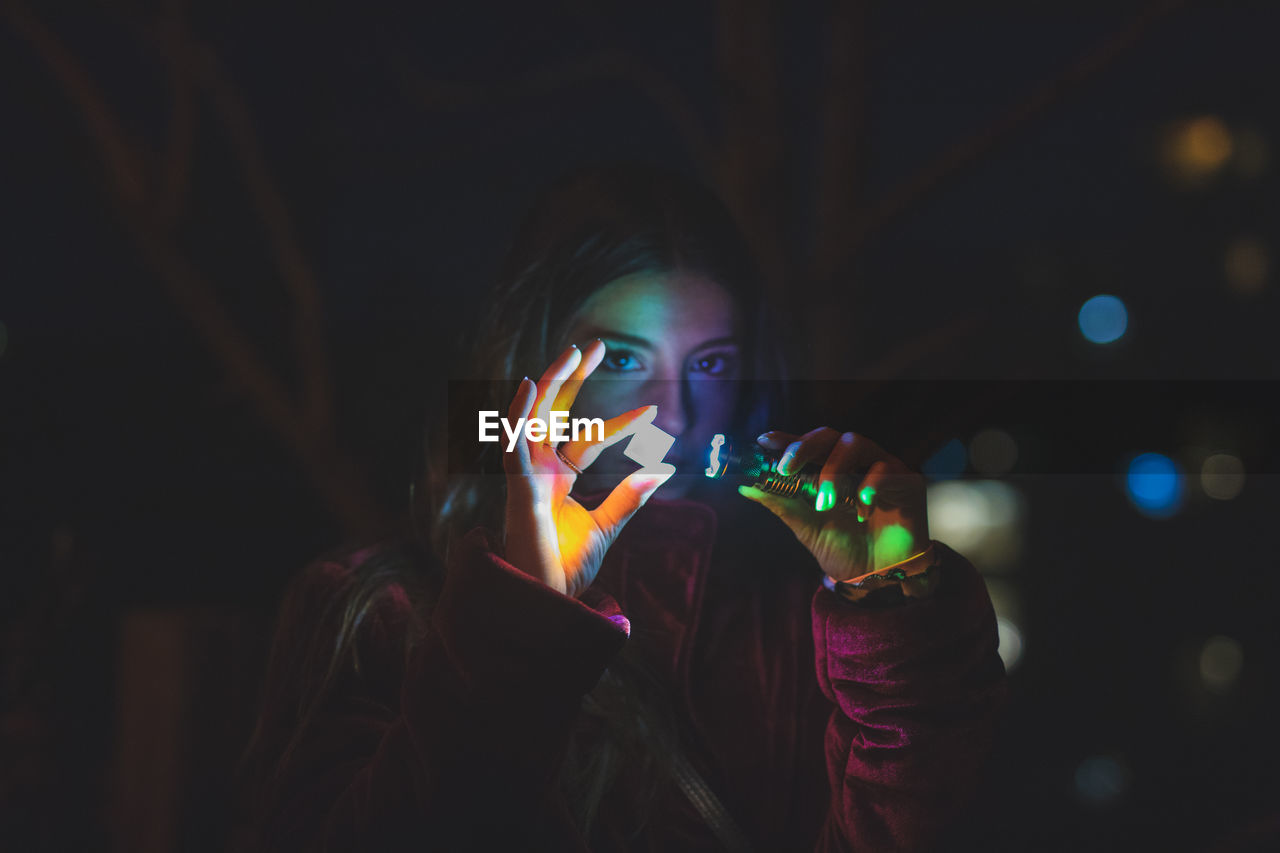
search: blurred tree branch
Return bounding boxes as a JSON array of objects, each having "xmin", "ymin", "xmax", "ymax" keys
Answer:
[
  {"xmin": 711, "ymin": 0, "xmax": 787, "ymax": 293},
  {"xmin": 811, "ymin": 0, "xmax": 868, "ymax": 287},
  {"xmin": 809, "ymin": 0, "xmax": 1188, "ymax": 382},
  {"xmin": 845, "ymin": 0, "xmax": 1190, "ymax": 257},
  {"xmin": 3, "ymin": 0, "xmax": 1193, "ymax": 525},
  {"xmin": 388, "ymin": 0, "xmax": 1186, "ymax": 386},
  {"xmin": 5, "ymin": 0, "xmax": 384, "ymax": 539},
  {"xmin": 152, "ymin": 0, "xmax": 194, "ymax": 226},
  {"xmin": 391, "ymin": 47, "xmax": 718, "ymax": 176}
]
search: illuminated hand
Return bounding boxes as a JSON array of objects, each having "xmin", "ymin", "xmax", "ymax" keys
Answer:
[
  {"xmin": 502, "ymin": 341, "xmax": 676, "ymax": 597},
  {"xmin": 738, "ymin": 428, "xmax": 930, "ymax": 582}
]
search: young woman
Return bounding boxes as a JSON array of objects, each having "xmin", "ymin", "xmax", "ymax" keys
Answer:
[{"xmin": 245, "ymin": 166, "xmax": 1006, "ymax": 851}]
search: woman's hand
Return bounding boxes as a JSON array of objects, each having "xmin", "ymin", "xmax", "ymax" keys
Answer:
[
  {"xmin": 502, "ymin": 341, "xmax": 676, "ymax": 597},
  {"xmin": 738, "ymin": 428, "xmax": 931, "ymax": 582}
]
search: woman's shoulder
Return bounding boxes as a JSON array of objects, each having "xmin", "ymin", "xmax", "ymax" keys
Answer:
[{"xmin": 285, "ymin": 533, "xmax": 436, "ymax": 615}]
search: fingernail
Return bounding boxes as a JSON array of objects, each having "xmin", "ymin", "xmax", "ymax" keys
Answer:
[
  {"xmin": 756, "ymin": 433, "xmax": 770, "ymax": 444},
  {"xmin": 777, "ymin": 453, "xmax": 793, "ymax": 476},
  {"xmin": 856, "ymin": 513, "xmax": 866, "ymax": 523},
  {"xmin": 859, "ymin": 485, "xmax": 876, "ymax": 505},
  {"xmin": 816, "ymin": 481, "xmax": 836, "ymax": 512}
]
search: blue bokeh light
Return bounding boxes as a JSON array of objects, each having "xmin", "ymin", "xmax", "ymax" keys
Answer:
[
  {"xmin": 1075, "ymin": 755, "xmax": 1130, "ymax": 807},
  {"xmin": 923, "ymin": 438, "xmax": 967, "ymax": 480},
  {"xmin": 1125, "ymin": 452, "xmax": 1184, "ymax": 518},
  {"xmin": 1078, "ymin": 294, "xmax": 1128, "ymax": 344}
]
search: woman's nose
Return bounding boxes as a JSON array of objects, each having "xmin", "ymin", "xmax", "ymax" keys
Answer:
[{"xmin": 648, "ymin": 381, "xmax": 688, "ymax": 437}]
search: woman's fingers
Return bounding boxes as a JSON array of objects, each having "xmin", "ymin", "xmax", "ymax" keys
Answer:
[
  {"xmin": 758, "ymin": 427, "xmax": 901, "ymax": 513},
  {"xmin": 855, "ymin": 457, "xmax": 923, "ymax": 512},
  {"xmin": 591, "ymin": 462, "xmax": 676, "ymax": 535},
  {"xmin": 755, "ymin": 430, "xmax": 796, "ymax": 451},
  {"xmin": 736, "ymin": 484, "xmax": 815, "ymax": 531},
  {"xmin": 551, "ymin": 339, "xmax": 606, "ymax": 415},
  {"xmin": 533, "ymin": 344, "xmax": 584, "ymax": 428},
  {"xmin": 776, "ymin": 427, "xmax": 841, "ymax": 476},
  {"xmin": 559, "ymin": 404, "xmax": 657, "ymax": 470},
  {"xmin": 815, "ymin": 431, "xmax": 889, "ymax": 512},
  {"xmin": 813, "ymin": 431, "xmax": 858, "ymax": 512},
  {"xmin": 502, "ymin": 377, "xmax": 537, "ymax": 476}
]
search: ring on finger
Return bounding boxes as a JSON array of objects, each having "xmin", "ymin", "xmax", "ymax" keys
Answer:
[{"xmin": 552, "ymin": 443, "xmax": 583, "ymax": 475}]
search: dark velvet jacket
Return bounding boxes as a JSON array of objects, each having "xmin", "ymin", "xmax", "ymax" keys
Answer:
[{"xmin": 252, "ymin": 493, "xmax": 1007, "ymax": 852}]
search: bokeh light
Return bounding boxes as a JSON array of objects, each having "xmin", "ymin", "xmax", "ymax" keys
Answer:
[
  {"xmin": 1224, "ymin": 237, "xmax": 1269, "ymax": 295},
  {"xmin": 969, "ymin": 428, "xmax": 1018, "ymax": 475},
  {"xmin": 926, "ymin": 480, "xmax": 1025, "ymax": 571},
  {"xmin": 1200, "ymin": 453, "xmax": 1245, "ymax": 500},
  {"xmin": 1124, "ymin": 452, "xmax": 1184, "ymax": 518},
  {"xmin": 1078, "ymin": 294, "xmax": 1128, "ymax": 344},
  {"xmin": 922, "ymin": 438, "xmax": 966, "ymax": 479},
  {"xmin": 1199, "ymin": 635, "xmax": 1244, "ymax": 694},
  {"xmin": 1159, "ymin": 115, "xmax": 1234, "ymax": 187},
  {"xmin": 1074, "ymin": 755, "xmax": 1131, "ymax": 807},
  {"xmin": 995, "ymin": 616, "xmax": 1024, "ymax": 672}
]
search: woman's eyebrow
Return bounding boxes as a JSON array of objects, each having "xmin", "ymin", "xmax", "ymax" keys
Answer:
[
  {"xmin": 690, "ymin": 336, "xmax": 740, "ymax": 351},
  {"xmin": 579, "ymin": 328, "xmax": 654, "ymax": 350}
]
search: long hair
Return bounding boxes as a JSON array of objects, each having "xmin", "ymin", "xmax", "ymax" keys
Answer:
[
  {"xmin": 425, "ymin": 164, "xmax": 784, "ymax": 562},
  {"xmin": 245, "ymin": 164, "xmax": 782, "ymax": 844}
]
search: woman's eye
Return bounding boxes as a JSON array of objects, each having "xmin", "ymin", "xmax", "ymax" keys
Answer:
[
  {"xmin": 601, "ymin": 349, "xmax": 645, "ymax": 372},
  {"xmin": 688, "ymin": 353, "xmax": 736, "ymax": 376}
]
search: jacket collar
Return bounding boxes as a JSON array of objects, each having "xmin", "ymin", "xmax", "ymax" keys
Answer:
[{"xmin": 593, "ymin": 497, "xmax": 719, "ymax": 693}]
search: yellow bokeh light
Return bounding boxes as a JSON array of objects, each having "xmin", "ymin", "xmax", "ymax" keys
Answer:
[
  {"xmin": 1224, "ymin": 237, "xmax": 1269, "ymax": 295},
  {"xmin": 1199, "ymin": 635, "xmax": 1243, "ymax": 693},
  {"xmin": 1160, "ymin": 116, "xmax": 1234, "ymax": 187},
  {"xmin": 1200, "ymin": 453, "xmax": 1245, "ymax": 500},
  {"xmin": 969, "ymin": 428, "xmax": 1018, "ymax": 476},
  {"xmin": 1182, "ymin": 117, "xmax": 1233, "ymax": 167}
]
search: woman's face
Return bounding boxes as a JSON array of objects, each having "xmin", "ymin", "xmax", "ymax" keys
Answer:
[{"xmin": 563, "ymin": 270, "xmax": 742, "ymax": 498}]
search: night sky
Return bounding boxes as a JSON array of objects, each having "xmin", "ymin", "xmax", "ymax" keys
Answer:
[{"xmin": 3, "ymin": 2, "xmax": 1278, "ymax": 851}]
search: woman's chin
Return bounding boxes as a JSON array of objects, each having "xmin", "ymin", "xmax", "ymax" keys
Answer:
[
  {"xmin": 573, "ymin": 466, "xmax": 699, "ymax": 501},
  {"xmin": 652, "ymin": 475, "xmax": 693, "ymax": 499}
]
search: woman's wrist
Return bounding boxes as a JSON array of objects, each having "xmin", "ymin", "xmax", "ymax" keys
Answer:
[{"xmin": 824, "ymin": 541, "xmax": 941, "ymax": 604}]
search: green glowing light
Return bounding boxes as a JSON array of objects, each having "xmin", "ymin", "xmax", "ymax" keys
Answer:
[
  {"xmin": 873, "ymin": 524, "xmax": 915, "ymax": 569},
  {"xmin": 859, "ymin": 485, "xmax": 876, "ymax": 506},
  {"xmin": 816, "ymin": 481, "xmax": 836, "ymax": 512},
  {"xmin": 856, "ymin": 514, "xmax": 865, "ymax": 523}
]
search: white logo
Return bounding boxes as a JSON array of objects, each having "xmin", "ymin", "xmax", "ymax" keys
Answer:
[
  {"xmin": 478, "ymin": 410, "xmax": 676, "ymax": 469},
  {"xmin": 479, "ymin": 410, "xmax": 604, "ymax": 452}
]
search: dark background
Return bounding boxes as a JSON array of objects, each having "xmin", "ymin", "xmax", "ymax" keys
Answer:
[{"xmin": 2, "ymin": 1, "xmax": 1277, "ymax": 850}]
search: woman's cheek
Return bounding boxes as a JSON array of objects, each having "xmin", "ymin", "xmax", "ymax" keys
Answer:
[{"xmin": 689, "ymin": 385, "xmax": 738, "ymax": 431}]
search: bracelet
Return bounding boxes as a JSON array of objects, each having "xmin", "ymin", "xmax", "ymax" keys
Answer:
[{"xmin": 823, "ymin": 542, "xmax": 940, "ymax": 603}]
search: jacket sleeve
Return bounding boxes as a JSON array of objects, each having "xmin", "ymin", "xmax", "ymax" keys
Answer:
[
  {"xmin": 259, "ymin": 531, "xmax": 629, "ymax": 852},
  {"xmin": 810, "ymin": 541, "xmax": 1007, "ymax": 852}
]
